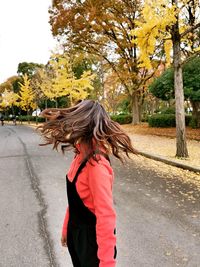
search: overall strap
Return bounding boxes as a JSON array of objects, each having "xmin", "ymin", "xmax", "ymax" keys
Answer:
[
  {"xmin": 73, "ymin": 150, "xmax": 110, "ymax": 184},
  {"xmin": 73, "ymin": 159, "xmax": 88, "ymax": 184}
]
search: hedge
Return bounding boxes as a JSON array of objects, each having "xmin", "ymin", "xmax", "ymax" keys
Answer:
[
  {"xmin": 148, "ymin": 114, "xmax": 192, "ymax": 127},
  {"xmin": 159, "ymin": 107, "xmax": 175, "ymax": 114},
  {"xmin": 10, "ymin": 115, "xmax": 45, "ymax": 123},
  {"xmin": 189, "ymin": 117, "xmax": 198, "ymax": 128},
  {"xmin": 19, "ymin": 116, "xmax": 45, "ymax": 122},
  {"xmin": 19, "ymin": 114, "xmax": 133, "ymax": 125},
  {"xmin": 110, "ymin": 114, "xmax": 132, "ymax": 124}
]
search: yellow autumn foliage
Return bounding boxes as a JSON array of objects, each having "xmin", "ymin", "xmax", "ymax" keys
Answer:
[
  {"xmin": 40, "ymin": 53, "xmax": 95, "ymax": 104},
  {"xmin": 18, "ymin": 74, "xmax": 36, "ymax": 111},
  {"xmin": 164, "ymin": 40, "xmax": 173, "ymax": 67},
  {"xmin": 131, "ymin": 0, "xmax": 177, "ymax": 69},
  {"xmin": 0, "ymin": 89, "xmax": 19, "ymax": 109},
  {"xmin": 131, "ymin": 0, "xmax": 200, "ymax": 69}
]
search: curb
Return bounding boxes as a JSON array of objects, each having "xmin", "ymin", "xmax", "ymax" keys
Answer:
[
  {"xmin": 138, "ymin": 151, "xmax": 200, "ymax": 174},
  {"xmin": 19, "ymin": 124, "xmax": 200, "ymax": 174}
]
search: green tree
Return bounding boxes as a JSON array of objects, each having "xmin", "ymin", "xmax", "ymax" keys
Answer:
[
  {"xmin": 149, "ymin": 56, "xmax": 200, "ymax": 127},
  {"xmin": 184, "ymin": 58, "xmax": 200, "ymax": 127},
  {"xmin": 17, "ymin": 62, "xmax": 44, "ymax": 77},
  {"xmin": 149, "ymin": 68, "xmax": 174, "ymax": 101},
  {"xmin": 0, "ymin": 76, "xmax": 21, "ymax": 94}
]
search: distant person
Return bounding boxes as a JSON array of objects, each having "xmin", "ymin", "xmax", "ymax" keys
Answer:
[
  {"xmin": 0, "ymin": 114, "xmax": 4, "ymax": 126},
  {"xmin": 13, "ymin": 115, "xmax": 17, "ymax": 125},
  {"xmin": 39, "ymin": 100, "xmax": 137, "ymax": 267}
]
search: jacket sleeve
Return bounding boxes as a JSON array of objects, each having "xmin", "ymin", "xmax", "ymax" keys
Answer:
[
  {"xmin": 87, "ymin": 157, "xmax": 116, "ymax": 267},
  {"xmin": 62, "ymin": 207, "xmax": 69, "ymax": 238}
]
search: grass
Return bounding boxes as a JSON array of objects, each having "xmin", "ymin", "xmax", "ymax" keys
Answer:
[{"xmin": 122, "ymin": 123, "xmax": 200, "ymax": 141}]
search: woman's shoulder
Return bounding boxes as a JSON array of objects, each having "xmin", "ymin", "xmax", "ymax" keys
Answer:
[{"xmin": 87, "ymin": 153, "xmax": 113, "ymax": 175}]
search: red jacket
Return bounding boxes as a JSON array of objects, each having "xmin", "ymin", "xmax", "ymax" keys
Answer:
[{"xmin": 62, "ymin": 146, "xmax": 116, "ymax": 267}]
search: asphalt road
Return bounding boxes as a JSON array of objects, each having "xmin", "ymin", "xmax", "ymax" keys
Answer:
[{"xmin": 0, "ymin": 125, "xmax": 200, "ymax": 267}]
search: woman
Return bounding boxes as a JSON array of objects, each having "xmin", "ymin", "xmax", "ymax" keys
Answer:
[{"xmin": 39, "ymin": 100, "xmax": 136, "ymax": 267}]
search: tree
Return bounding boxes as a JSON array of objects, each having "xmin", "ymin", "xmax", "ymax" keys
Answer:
[
  {"xmin": 149, "ymin": 56, "xmax": 200, "ymax": 127},
  {"xmin": 49, "ymin": 0, "xmax": 158, "ymax": 124},
  {"xmin": 39, "ymin": 53, "xmax": 95, "ymax": 106},
  {"xmin": 149, "ymin": 68, "xmax": 175, "ymax": 101},
  {"xmin": 70, "ymin": 52, "xmax": 105, "ymax": 103},
  {"xmin": 18, "ymin": 74, "xmax": 36, "ymax": 117},
  {"xmin": 0, "ymin": 76, "xmax": 21, "ymax": 94},
  {"xmin": 131, "ymin": 0, "xmax": 200, "ymax": 157},
  {"xmin": 0, "ymin": 89, "xmax": 19, "ymax": 111},
  {"xmin": 183, "ymin": 57, "xmax": 200, "ymax": 127},
  {"xmin": 103, "ymin": 71, "xmax": 127, "ymax": 114},
  {"xmin": 17, "ymin": 62, "xmax": 44, "ymax": 77},
  {"xmin": 0, "ymin": 76, "xmax": 22, "ymax": 116}
]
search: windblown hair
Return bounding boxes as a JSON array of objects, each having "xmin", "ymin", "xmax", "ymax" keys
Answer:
[{"xmin": 39, "ymin": 100, "xmax": 137, "ymax": 161}]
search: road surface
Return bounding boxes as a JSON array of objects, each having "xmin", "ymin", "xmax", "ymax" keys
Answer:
[{"xmin": 0, "ymin": 124, "xmax": 200, "ymax": 267}]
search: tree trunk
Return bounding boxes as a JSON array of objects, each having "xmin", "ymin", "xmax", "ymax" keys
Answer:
[
  {"xmin": 100, "ymin": 59, "xmax": 106, "ymax": 106},
  {"xmin": 191, "ymin": 100, "xmax": 200, "ymax": 127},
  {"xmin": 55, "ymin": 99, "xmax": 58, "ymax": 108},
  {"xmin": 132, "ymin": 93, "xmax": 140, "ymax": 125},
  {"xmin": 35, "ymin": 107, "xmax": 38, "ymax": 125},
  {"xmin": 11, "ymin": 105, "xmax": 15, "ymax": 116},
  {"xmin": 171, "ymin": 6, "xmax": 189, "ymax": 158},
  {"xmin": 174, "ymin": 64, "xmax": 188, "ymax": 157},
  {"xmin": 45, "ymin": 99, "xmax": 48, "ymax": 109},
  {"xmin": 45, "ymin": 99, "xmax": 48, "ymax": 122},
  {"xmin": 27, "ymin": 110, "xmax": 30, "ymax": 124}
]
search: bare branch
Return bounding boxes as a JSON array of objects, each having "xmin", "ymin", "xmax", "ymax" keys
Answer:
[{"xmin": 180, "ymin": 22, "xmax": 200, "ymax": 38}]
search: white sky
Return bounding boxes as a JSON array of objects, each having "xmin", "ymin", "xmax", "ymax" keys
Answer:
[{"xmin": 0, "ymin": 0, "xmax": 57, "ymax": 83}]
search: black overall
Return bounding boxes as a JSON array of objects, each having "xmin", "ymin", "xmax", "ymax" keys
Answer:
[{"xmin": 66, "ymin": 154, "xmax": 104, "ymax": 267}]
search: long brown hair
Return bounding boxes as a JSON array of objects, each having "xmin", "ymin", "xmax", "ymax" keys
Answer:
[{"xmin": 39, "ymin": 100, "xmax": 137, "ymax": 161}]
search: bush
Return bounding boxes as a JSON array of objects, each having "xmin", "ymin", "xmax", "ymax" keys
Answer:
[
  {"xmin": 189, "ymin": 117, "xmax": 198, "ymax": 128},
  {"xmin": 148, "ymin": 114, "xmax": 192, "ymax": 127},
  {"xmin": 37, "ymin": 117, "xmax": 46, "ymax": 123},
  {"xmin": 148, "ymin": 114, "xmax": 176, "ymax": 127},
  {"xmin": 159, "ymin": 107, "xmax": 175, "ymax": 114},
  {"xmin": 18, "ymin": 115, "xmax": 45, "ymax": 122},
  {"xmin": 18, "ymin": 115, "xmax": 32, "ymax": 121},
  {"xmin": 185, "ymin": 115, "xmax": 192, "ymax": 127},
  {"xmin": 111, "ymin": 114, "xmax": 132, "ymax": 124}
]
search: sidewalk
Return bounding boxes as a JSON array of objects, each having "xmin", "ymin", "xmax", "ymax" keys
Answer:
[
  {"xmin": 20, "ymin": 122, "xmax": 200, "ymax": 173},
  {"xmin": 122, "ymin": 127, "xmax": 200, "ymax": 173}
]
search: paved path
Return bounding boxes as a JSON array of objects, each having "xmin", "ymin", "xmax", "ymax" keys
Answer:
[
  {"xmin": 0, "ymin": 125, "xmax": 200, "ymax": 267},
  {"xmin": 124, "ymin": 131, "xmax": 200, "ymax": 172}
]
